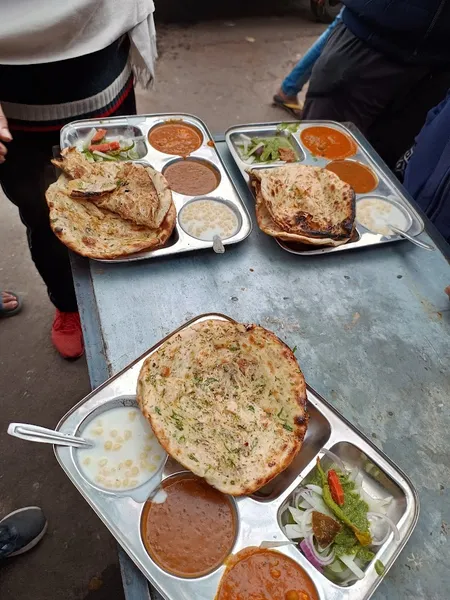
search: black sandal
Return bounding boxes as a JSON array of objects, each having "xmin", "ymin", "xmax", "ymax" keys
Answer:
[{"xmin": 272, "ymin": 94, "xmax": 303, "ymax": 119}]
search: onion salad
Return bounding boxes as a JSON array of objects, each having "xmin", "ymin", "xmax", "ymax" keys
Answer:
[
  {"xmin": 234, "ymin": 134, "xmax": 298, "ymax": 164},
  {"xmin": 75, "ymin": 127, "xmax": 143, "ymax": 162},
  {"xmin": 281, "ymin": 450, "xmax": 398, "ymax": 584}
]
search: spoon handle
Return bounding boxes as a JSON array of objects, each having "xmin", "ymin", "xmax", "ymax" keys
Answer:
[
  {"xmin": 389, "ymin": 225, "xmax": 435, "ymax": 251},
  {"xmin": 7, "ymin": 422, "xmax": 93, "ymax": 448},
  {"xmin": 213, "ymin": 235, "xmax": 225, "ymax": 254}
]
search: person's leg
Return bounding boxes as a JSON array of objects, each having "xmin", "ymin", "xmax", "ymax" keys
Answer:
[
  {"xmin": 0, "ymin": 507, "xmax": 47, "ymax": 559},
  {"xmin": 0, "ymin": 131, "xmax": 78, "ymax": 313},
  {"xmin": 1, "ymin": 87, "xmax": 137, "ymax": 310},
  {"xmin": 0, "ymin": 86, "xmax": 137, "ymax": 357},
  {"xmin": 302, "ymin": 22, "xmax": 429, "ymax": 143},
  {"xmin": 280, "ymin": 8, "xmax": 344, "ymax": 98}
]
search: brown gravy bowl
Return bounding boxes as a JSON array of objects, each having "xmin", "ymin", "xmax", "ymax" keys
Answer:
[
  {"xmin": 141, "ymin": 473, "xmax": 236, "ymax": 578},
  {"xmin": 163, "ymin": 159, "xmax": 220, "ymax": 196}
]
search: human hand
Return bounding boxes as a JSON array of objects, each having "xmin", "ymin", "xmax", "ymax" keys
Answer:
[{"xmin": 0, "ymin": 103, "xmax": 12, "ymax": 163}]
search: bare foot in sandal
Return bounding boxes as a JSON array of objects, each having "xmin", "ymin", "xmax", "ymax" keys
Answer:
[{"xmin": 1, "ymin": 290, "xmax": 22, "ymax": 317}]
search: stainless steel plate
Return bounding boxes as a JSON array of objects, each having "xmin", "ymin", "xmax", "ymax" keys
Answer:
[
  {"xmin": 54, "ymin": 313, "xmax": 418, "ymax": 600},
  {"xmin": 225, "ymin": 121, "xmax": 426, "ymax": 256},
  {"xmin": 59, "ymin": 114, "xmax": 252, "ymax": 262}
]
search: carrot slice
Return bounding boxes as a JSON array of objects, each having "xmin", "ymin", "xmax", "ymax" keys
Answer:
[
  {"xmin": 91, "ymin": 128, "xmax": 107, "ymax": 143},
  {"xmin": 89, "ymin": 141, "xmax": 120, "ymax": 152},
  {"xmin": 328, "ymin": 469, "xmax": 345, "ymax": 506}
]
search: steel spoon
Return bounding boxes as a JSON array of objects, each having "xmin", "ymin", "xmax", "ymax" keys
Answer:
[
  {"xmin": 389, "ymin": 224, "xmax": 435, "ymax": 251},
  {"xmin": 7, "ymin": 422, "xmax": 93, "ymax": 448}
]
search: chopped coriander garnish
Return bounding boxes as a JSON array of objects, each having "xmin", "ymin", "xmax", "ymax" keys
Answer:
[
  {"xmin": 188, "ymin": 453, "xmax": 199, "ymax": 463},
  {"xmin": 154, "ymin": 407, "xmax": 161, "ymax": 415},
  {"xmin": 283, "ymin": 423, "xmax": 293, "ymax": 432},
  {"xmin": 248, "ymin": 405, "xmax": 255, "ymax": 412},
  {"xmin": 292, "ymin": 345, "xmax": 297, "ymax": 353}
]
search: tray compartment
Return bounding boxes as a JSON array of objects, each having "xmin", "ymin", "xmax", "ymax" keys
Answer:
[
  {"xmin": 277, "ymin": 441, "xmax": 408, "ymax": 587},
  {"xmin": 228, "ymin": 126, "xmax": 305, "ymax": 166},
  {"xmin": 71, "ymin": 395, "xmax": 167, "ymax": 501},
  {"xmin": 252, "ymin": 403, "xmax": 331, "ymax": 502},
  {"xmin": 178, "ymin": 197, "xmax": 243, "ymax": 241},
  {"xmin": 162, "ymin": 157, "xmax": 222, "ymax": 196},
  {"xmin": 139, "ymin": 471, "xmax": 240, "ymax": 580},
  {"xmin": 61, "ymin": 122, "xmax": 148, "ymax": 159}
]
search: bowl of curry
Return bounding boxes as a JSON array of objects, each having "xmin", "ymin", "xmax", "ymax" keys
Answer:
[
  {"xmin": 215, "ymin": 547, "xmax": 320, "ymax": 600},
  {"xmin": 148, "ymin": 121, "xmax": 203, "ymax": 156},
  {"xmin": 300, "ymin": 126, "xmax": 356, "ymax": 160},
  {"xmin": 140, "ymin": 473, "xmax": 237, "ymax": 578},
  {"xmin": 325, "ymin": 160, "xmax": 378, "ymax": 193},
  {"xmin": 163, "ymin": 158, "xmax": 221, "ymax": 196}
]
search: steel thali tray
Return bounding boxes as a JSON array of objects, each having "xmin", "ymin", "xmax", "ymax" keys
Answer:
[
  {"xmin": 54, "ymin": 313, "xmax": 418, "ymax": 600},
  {"xmin": 59, "ymin": 114, "xmax": 252, "ymax": 263},
  {"xmin": 225, "ymin": 121, "xmax": 426, "ymax": 256}
]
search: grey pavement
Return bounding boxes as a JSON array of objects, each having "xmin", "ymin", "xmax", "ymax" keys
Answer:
[{"xmin": 0, "ymin": 15, "xmax": 324, "ymax": 600}]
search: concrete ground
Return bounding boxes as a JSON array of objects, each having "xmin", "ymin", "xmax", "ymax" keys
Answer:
[{"xmin": 0, "ymin": 14, "xmax": 324, "ymax": 600}]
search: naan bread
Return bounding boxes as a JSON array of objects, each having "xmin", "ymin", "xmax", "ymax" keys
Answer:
[
  {"xmin": 249, "ymin": 164, "xmax": 355, "ymax": 243},
  {"xmin": 53, "ymin": 149, "xmax": 172, "ymax": 229},
  {"xmin": 92, "ymin": 163, "xmax": 172, "ymax": 229},
  {"xmin": 52, "ymin": 147, "xmax": 119, "ymax": 184},
  {"xmin": 137, "ymin": 320, "xmax": 308, "ymax": 496},
  {"xmin": 255, "ymin": 190, "xmax": 350, "ymax": 247},
  {"xmin": 46, "ymin": 175, "xmax": 176, "ymax": 259}
]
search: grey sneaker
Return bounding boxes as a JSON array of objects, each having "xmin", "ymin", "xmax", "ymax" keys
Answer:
[{"xmin": 0, "ymin": 506, "xmax": 47, "ymax": 558}]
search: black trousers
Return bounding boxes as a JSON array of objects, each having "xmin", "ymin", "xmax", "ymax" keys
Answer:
[
  {"xmin": 302, "ymin": 22, "xmax": 450, "ymax": 169},
  {"xmin": 0, "ymin": 90, "xmax": 136, "ymax": 313}
]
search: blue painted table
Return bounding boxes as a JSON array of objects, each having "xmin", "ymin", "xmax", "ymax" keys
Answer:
[{"xmin": 71, "ymin": 140, "xmax": 450, "ymax": 600}]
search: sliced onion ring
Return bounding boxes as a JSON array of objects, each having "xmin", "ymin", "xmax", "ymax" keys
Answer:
[
  {"xmin": 302, "ymin": 508, "xmax": 314, "ymax": 532},
  {"xmin": 367, "ymin": 511, "xmax": 400, "ymax": 543},
  {"xmin": 300, "ymin": 539, "xmax": 324, "ymax": 572},
  {"xmin": 307, "ymin": 534, "xmax": 336, "ymax": 566},
  {"xmin": 320, "ymin": 448, "xmax": 346, "ymax": 472}
]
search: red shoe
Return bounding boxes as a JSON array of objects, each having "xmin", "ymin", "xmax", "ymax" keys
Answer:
[{"xmin": 51, "ymin": 310, "xmax": 84, "ymax": 359}]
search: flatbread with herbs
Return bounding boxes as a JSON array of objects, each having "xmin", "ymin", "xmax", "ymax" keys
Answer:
[
  {"xmin": 46, "ymin": 175, "xmax": 176, "ymax": 259},
  {"xmin": 52, "ymin": 149, "xmax": 172, "ymax": 229},
  {"xmin": 137, "ymin": 319, "xmax": 308, "ymax": 496}
]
